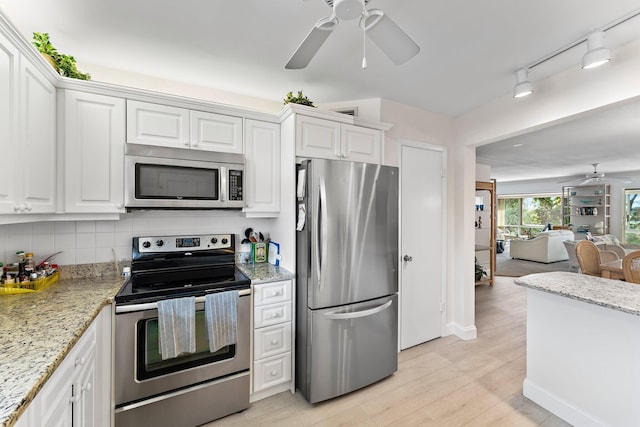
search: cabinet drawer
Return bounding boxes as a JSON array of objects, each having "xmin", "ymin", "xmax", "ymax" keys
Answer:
[
  {"xmin": 253, "ymin": 280, "xmax": 291, "ymax": 306},
  {"xmin": 253, "ymin": 352, "xmax": 291, "ymax": 392},
  {"xmin": 254, "ymin": 322, "xmax": 292, "ymax": 360},
  {"xmin": 253, "ymin": 301, "xmax": 291, "ymax": 328}
]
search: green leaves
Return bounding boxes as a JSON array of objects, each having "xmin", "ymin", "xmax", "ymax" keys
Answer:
[
  {"xmin": 284, "ymin": 90, "xmax": 315, "ymax": 107},
  {"xmin": 31, "ymin": 32, "xmax": 91, "ymax": 80}
]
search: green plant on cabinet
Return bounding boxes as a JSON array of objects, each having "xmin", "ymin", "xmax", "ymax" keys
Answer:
[{"xmin": 32, "ymin": 32, "xmax": 91, "ymax": 80}]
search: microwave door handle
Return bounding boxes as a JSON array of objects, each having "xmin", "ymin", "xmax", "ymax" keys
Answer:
[{"xmin": 220, "ymin": 166, "xmax": 227, "ymax": 202}]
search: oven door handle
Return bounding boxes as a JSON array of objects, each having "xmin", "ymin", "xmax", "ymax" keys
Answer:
[{"xmin": 115, "ymin": 288, "xmax": 251, "ymax": 314}]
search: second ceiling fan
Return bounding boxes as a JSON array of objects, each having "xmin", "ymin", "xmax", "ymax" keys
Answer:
[{"xmin": 285, "ymin": 0, "xmax": 420, "ymax": 69}]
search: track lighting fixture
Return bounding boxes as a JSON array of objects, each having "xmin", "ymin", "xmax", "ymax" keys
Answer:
[
  {"xmin": 513, "ymin": 68, "xmax": 533, "ymax": 98},
  {"xmin": 582, "ymin": 32, "xmax": 611, "ymax": 69},
  {"xmin": 511, "ymin": 8, "xmax": 640, "ymax": 99}
]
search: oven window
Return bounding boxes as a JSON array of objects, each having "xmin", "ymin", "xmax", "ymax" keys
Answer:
[
  {"xmin": 137, "ymin": 310, "xmax": 235, "ymax": 381},
  {"xmin": 136, "ymin": 163, "xmax": 219, "ymax": 200}
]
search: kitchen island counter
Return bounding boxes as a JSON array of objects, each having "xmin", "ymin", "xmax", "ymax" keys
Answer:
[
  {"xmin": 515, "ymin": 271, "xmax": 640, "ymax": 426},
  {"xmin": 237, "ymin": 262, "xmax": 294, "ymax": 284},
  {"xmin": 0, "ymin": 267, "xmax": 124, "ymax": 427},
  {"xmin": 515, "ymin": 270, "xmax": 640, "ymax": 316}
]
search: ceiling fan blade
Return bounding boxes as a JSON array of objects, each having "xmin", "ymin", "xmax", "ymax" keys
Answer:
[
  {"xmin": 360, "ymin": 9, "xmax": 420, "ymax": 65},
  {"xmin": 285, "ymin": 16, "xmax": 337, "ymax": 69}
]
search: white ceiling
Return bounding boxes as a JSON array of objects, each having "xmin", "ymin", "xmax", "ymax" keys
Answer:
[{"xmin": 2, "ymin": 0, "xmax": 640, "ymax": 181}]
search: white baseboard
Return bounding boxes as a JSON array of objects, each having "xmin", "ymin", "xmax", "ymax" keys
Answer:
[
  {"xmin": 523, "ymin": 378, "xmax": 606, "ymax": 427},
  {"xmin": 446, "ymin": 321, "xmax": 477, "ymax": 340}
]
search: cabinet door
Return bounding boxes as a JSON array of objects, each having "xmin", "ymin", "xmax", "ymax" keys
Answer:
[
  {"xmin": 341, "ymin": 124, "xmax": 382, "ymax": 164},
  {"xmin": 244, "ymin": 120, "xmax": 281, "ymax": 215},
  {"xmin": 74, "ymin": 346, "xmax": 97, "ymax": 427},
  {"xmin": 126, "ymin": 100, "xmax": 189, "ymax": 148},
  {"xmin": 0, "ymin": 32, "xmax": 20, "ymax": 214},
  {"xmin": 295, "ymin": 115, "xmax": 340, "ymax": 160},
  {"xmin": 20, "ymin": 58, "xmax": 56, "ymax": 213},
  {"xmin": 190, "ymin": 110, "xmax": 243, "ymax": 153},
  {"xmin": 64, "ymin": 91, "xmax": 125, "ymax": 213}
]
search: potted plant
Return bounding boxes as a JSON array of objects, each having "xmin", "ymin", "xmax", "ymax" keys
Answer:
[
  {"xmin": 475, "ymin": 256, "xmax": 487, "ymax": 281},
  {"xmin": 32, "ymin": 32, "xmax": 91, "ymax": 81},
  {"xmin": 283, "ymin": 90, "xmax": 315, "ymax": 107}
]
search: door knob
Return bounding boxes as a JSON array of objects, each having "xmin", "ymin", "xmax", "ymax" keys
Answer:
[{"xmin": 403, "ymin": 255, "xmax": 413, "ymax": 262}]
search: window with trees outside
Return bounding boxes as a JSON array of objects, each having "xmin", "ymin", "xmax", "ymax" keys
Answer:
[
  {"xmin": 624, "ymin": 189, "xmax": 640, "ymax": 244},
  {"xmin": 497, "ymin": 194, "xmax": 562, "ymax": 239}
]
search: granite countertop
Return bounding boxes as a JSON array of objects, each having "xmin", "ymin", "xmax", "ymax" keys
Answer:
[
  {"xmin": 0, "ymin": 262, "xmax": 294, "ymax": 426},
  {"xmin": 236, "ymin": 262, "xmax": 295, "ymax": 284},
  {"xmin": 0, "ymin": 265, "xmax": 125, "ymax": 427},
  {"xmin": 515, "ymin": 271, "xmax": 640, "ymax": 316}
]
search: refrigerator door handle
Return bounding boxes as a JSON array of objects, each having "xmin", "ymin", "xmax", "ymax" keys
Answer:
[
  {"xmin": 316, "ymin": 177, "xmax": 328, "ymax": 289},
  {"xmin": 322, "ymin": 300, "xmax": 393, "ymax": 320}
]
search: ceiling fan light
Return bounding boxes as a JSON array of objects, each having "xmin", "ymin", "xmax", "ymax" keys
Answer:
[
  {"xmin": 359, "ymin": 9, "xmax": 420, "ymax": 65},
  {"xmin": 513, "ymin": 68, "xmax": 533, "ymax": 98},
  {"xmin": 582, "ymin": 32, "xmax": 611, "ymax": 69},
  {"xmin": 333, "ymin": 0, "xmax": 363, "ymax": 20}
]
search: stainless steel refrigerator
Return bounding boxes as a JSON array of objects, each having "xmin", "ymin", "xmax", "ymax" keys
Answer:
[{"xmin": 296, "ymin": 158, "xmax": 399, "ymax": 403}]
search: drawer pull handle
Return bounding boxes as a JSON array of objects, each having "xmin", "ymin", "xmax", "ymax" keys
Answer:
[
  {"xmin": 270, "ymin": 371, "xmax": 278, "ymax": 376},
  {"xmin": 270, "ymin": 313, "xmax": 280, "ymax": 318},
  {"xmin": 75, "ymin": 356, "xmax": 86, "ymax": 367},
  {"xmin": 83, "ymin": 382, "xmax": 92, "ymax": 392},
  {"xmin": 270, "ymin": 340, "xmax": 279, "ymax": 345}
]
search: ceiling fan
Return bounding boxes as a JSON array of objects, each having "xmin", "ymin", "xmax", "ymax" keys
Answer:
[
  {"xmin": 559, "ymin": 163, "xmax": 633, "ymax": 186},
  {"xmin": 285, "ymin": 0, "xmax": 420, "ymax": 69}
]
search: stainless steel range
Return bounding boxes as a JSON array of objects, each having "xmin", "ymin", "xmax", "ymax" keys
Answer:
[{"xmin": 114, "ymin": 233, "xmax": 251, "ymax": 427}]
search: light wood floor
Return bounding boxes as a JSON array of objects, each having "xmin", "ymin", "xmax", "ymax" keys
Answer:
[{"xmin": 206, "ymin": 277, "xmax": 571, "ymax": 426}]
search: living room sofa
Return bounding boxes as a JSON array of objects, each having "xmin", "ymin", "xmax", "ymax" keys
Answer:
[{"xmin": 509, "ymin": 230, "xmax": 575, "ymax": 263}]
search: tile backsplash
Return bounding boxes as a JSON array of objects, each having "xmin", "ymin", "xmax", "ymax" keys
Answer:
[{"xmin": 0, "ymin": 210, "xmax": 274, "ymax": 266}]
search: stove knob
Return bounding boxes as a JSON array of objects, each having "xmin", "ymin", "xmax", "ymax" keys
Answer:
[
  {"xmin": 221, "ymin": 238, "xmax": 228, "ymax": 245},
  {"xmin": 142, "ymin": 241, "xmax": 151, "ymax": 249},
  {"xmin": 211, "ymin": 237, "xmax": 218, "ymax": 244},
  {"xmin": 156, "ymin": 240, "xmax": 164, "ymax": 247}
]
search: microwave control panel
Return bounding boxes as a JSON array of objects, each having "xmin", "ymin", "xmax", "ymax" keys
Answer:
[{"xmin": 229, "ymin": 169, "xmax": 243, "ymax": 201}]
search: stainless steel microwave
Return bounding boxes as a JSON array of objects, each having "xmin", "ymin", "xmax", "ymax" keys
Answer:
[{"xmin": 124, "ymin": 144, "xmax": 244, "ymax": 210}]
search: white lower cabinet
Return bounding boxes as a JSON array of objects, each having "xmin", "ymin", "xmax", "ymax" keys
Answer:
[
  {"xmin": 16, "ymin": 305, "xmax": 112, "ymax": 427},
  {"xmin": 251, "ymin": 280, "xmax": 293, "ymax": 400}
]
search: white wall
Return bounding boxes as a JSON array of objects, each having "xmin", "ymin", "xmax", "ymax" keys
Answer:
[
  {"xmin": 0, "ymin": 211, "xmax": 276, "ymax": 267},
  {"xmin": 86, "ymin": 63, "xmax": 283, "ymax": 114}
]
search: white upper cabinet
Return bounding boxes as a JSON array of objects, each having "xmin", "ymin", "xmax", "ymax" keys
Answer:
[
  {"xmin": 63, "ymin": 90, "xmax": 126, "ymax": 213},
  {"xmin": 296, "ymin": 115, "xmax": 341, "ymax": 159},
  {"xmin": 244, "ymin": 119, "xmax": 281, "ymax": 216},
  {"xmin": 0, "ymin": 31, "xmax": 20, "ymax": 214},
  {"xmin": 190, "ymin": 110, "xmax": 243, "ymax": 153},
  {"xmin": 20, "ymin": 59, "xmax": 56, "ymax": 214},
  {"xmin": 341, "ymin": 123, "xmax": 382, "ymax": 164},
  {"xmin": 296, "ymin": 115, "xmax": 383, "ymax": 164},
  {"xmin": 127, "ymin": 100, "xmax": 243, "ymax": 153},
  {"xmin": 126, "ymin": 100, "xmax": 189, "ymax": 148}
]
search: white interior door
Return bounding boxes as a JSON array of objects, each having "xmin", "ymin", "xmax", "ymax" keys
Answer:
[{"xmin": 400, "ymin": 143, "xmax": 444, "ymax": 349}]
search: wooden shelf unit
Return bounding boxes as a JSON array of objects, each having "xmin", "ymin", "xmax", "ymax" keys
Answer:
[
  {"xmin": 562, "ymin": 184, "xmax": 610, "ymax": 238},
  {"xmin": 475, "ymin": 180, "xmax": 496, "ymax": 286}
]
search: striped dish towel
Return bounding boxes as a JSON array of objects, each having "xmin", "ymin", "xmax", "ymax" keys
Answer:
[
  {"xmin": 205, "ymin": 290, "xmax": 239, "ymax": 353},
  {"xmin": 156, "ymin": 296, "xmax": 196, "ymax": 360}
]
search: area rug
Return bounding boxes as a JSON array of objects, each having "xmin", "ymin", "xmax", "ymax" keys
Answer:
[{"xmin": 495, "ymin": 245, "xmax": 572, "ymax": 277}]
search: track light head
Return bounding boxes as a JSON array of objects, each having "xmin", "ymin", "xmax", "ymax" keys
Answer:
[
  {"xmin": 582, "ymin": 31, "xmax": 611, "ymax": 69},
  {"xmin": 513, "ymin": 68, "xmax": 533, "ymax": 98}
]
